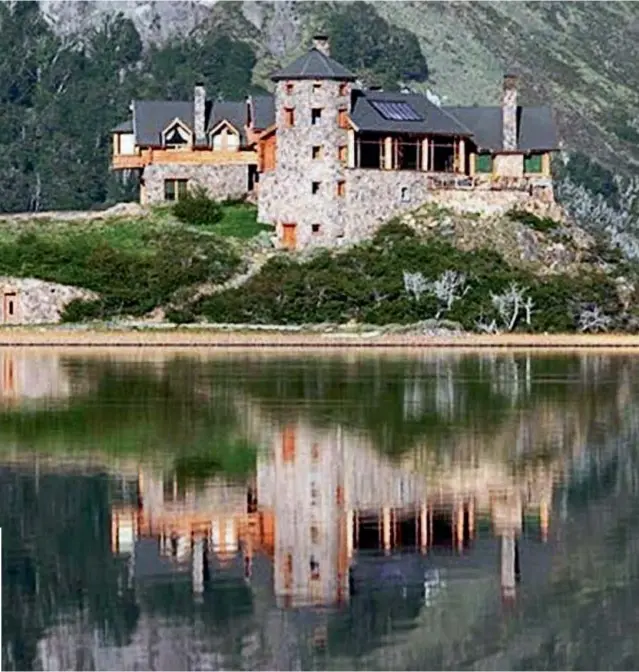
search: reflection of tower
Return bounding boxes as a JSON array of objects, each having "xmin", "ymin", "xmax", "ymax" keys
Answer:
[
  {"xmin": 492, "ymin": 489, "xmax": 523, "ymax": 601},
  {"xmin": 270, "ymin": 423, "xmax": 349, "ymax": 607}
]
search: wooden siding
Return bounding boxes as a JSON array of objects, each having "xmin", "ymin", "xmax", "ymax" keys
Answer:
[
  {"xmin": 112, "ymin": 146, "xmax": 257, "ymax": 170},
  {"xmin": 259, "ymin": 132, "xmax": 277, "ymax": 172}
]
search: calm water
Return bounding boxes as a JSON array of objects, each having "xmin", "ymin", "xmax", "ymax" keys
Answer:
[{"xmin": 1, "ymin": 349, "xmax": 639, "ymax": 670}]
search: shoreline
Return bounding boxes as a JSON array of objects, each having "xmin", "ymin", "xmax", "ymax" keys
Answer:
[{"xmin": 1, "ymin": 327, "xmax": 639, "ymax": 351}]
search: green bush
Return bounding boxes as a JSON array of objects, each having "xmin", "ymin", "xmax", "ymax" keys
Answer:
[
  {"xmin": 507, "ymin": 209, "xmax": 559, "ymax": 233},
  {"xmin": 194, "ymin": 221, "xmax": 623, "ymax": 333},
  {"xmin": 173, "ymin": 185, "xmax": 223, "ymax": 226}
]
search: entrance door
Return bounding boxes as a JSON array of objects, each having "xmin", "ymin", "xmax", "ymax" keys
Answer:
[
  {"xmin": 282, "ymin": 223, "xmax": 297, "ymax": 250},
  {"xmin": 3, "ymin": 292, "xmax": 17, "ymax": 324}
]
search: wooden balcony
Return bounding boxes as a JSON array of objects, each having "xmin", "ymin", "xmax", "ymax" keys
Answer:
[
  {"xmin": 111, "ymin": 153, "xmax": 146, "ymax": 170},
  {"xmin": 111, "ymin": 148, "xmax": 258, "ymax": 171}
]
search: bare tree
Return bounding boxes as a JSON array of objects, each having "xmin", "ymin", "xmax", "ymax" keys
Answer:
[
  {"xmin": 426, "ymin": 270, "xmax": 468, "ymax": 319},
  {"xmin": 578, "ymin": 305, "xmax": 613, "ymax": 333},
  {"xmin": 490, "ymin": 282, "xmax": 534, "ymax": 332},
  {"xmin": 403, "ymin": 271, "xmax": 428, "ymax": 301},
  {"xmin": 403, "ymin": 269, "xmax": 469, "ymax": 319}
]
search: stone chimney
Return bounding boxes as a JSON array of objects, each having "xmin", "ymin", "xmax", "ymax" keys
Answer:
[
  {"xmin": 312, "ymin": 34, "xmax": 330, "ymax": 57},
  {"xmin": 194, "ymin": 83, "xmax": 206, "ymax": 143},
  {"xmin": 502, "ymin": 73, "xmax": 518, "ymax": 151}
]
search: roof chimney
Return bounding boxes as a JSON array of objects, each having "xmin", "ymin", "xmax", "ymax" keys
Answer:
[
  {"xmin": 502, "ymin": 73, "xmax": 518, "ymax": 151},
  {"xmin": 312, "ymin": 34, "xmax": 330, "ymax": 57},
  {"xmin": 194, "ymin": 83, "xmax": 206, "ymax": 143}
]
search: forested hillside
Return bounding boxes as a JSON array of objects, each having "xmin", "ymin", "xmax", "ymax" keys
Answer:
[{"xmin": 2, "ymin": 1, "xmax": 639, "ymax": 215}]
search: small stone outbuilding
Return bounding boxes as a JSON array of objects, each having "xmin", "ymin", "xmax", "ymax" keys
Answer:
[{"xmin": 0, "ymin": 277, "xmax": 97, "ymax": 325}]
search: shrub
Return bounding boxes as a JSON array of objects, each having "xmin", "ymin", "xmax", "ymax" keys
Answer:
[
  {"xmin": 173, "ymin": 185, "xmax": 223, "ymax": 226},
  {"xmin": 507, "ymin": 208, "xmax": 558, "ymax": 233},
  {"xmin": 165, "ymin": 307, "xmax": 197, "ymax": 324}
]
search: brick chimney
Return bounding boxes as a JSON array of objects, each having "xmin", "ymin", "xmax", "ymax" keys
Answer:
[
  {"xmin": 194, "ymin": 83, "xmax": 206, "ymax": 143},
  {"xmin": 502, "ymin": 73, "xmax": 518, "ymax": 151},
  {"xmin": 312, "ymin": 34, "xmax": 330, "ymax": 57}
]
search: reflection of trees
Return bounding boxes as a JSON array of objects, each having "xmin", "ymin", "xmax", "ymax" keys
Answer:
[{"xmin": 1, "ymin": 471, "xmax": 139, "ymax": 671}]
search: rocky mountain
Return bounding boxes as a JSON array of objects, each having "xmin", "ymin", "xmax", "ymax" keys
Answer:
[{"xmin": 37, "ymin": 0, "xmax": 639, "ymax": 176}]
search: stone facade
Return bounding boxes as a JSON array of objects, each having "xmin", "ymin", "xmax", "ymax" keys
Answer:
[
  {"xmin": 0, "ymin": 277, "xmax": 98, "ymax": 325},
  {"xmin": 263, "ymin": 78, "xmax": 351, "ymax": 249},
  {"xmin": 493, "ymin": 153, "xmax": 524, "ymax": 178},
  {"xmin": 143, "ymin": 164, "xmax": 249, "ymax": 203},
  {"xmin": 502, "ymin": 74, "xmax": 518, "ymax": 151}
]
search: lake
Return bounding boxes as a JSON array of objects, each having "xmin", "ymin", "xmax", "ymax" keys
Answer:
[{"xmin": 1, "ymin": 348, "xmax": 638, "ymax": 670}]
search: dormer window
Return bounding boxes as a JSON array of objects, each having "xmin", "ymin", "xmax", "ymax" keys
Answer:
[{"xmin": 161, "ymin": 119, "xmax": 192, "ymax": 150}]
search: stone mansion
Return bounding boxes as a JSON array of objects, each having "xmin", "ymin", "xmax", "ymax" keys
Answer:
[{"xmin": 111, "ymin": 35, "xmax": 559, "ymax": 250}]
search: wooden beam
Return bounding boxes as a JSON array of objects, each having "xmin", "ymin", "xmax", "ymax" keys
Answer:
[{"xmin": 384, "ymin": 137, "xmax": 393, "ymax": 170}]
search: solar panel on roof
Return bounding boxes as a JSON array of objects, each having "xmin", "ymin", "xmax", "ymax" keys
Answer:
[{"xmin": 369, "ymin": 100, "xmax": 423, "ymax": 122}]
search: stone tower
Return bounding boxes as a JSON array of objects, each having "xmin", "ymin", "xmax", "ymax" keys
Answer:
[{"xmin": 266, "ymin": 36, "xmax": 357, "ymax": 249}]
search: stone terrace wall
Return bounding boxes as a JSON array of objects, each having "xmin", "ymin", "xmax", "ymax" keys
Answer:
[
  {"xmin": 0, "ymin": 277, "xmax": 98, "ymax": 325},
  {"xmin": 343, "ymin": 169, "xmax": 560, "ymax": 243},
  {"xmin": 144, "ymin": 164, "xmax": 249, "ymax": 203}
]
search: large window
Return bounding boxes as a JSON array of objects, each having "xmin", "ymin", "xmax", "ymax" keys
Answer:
[
  {"xmin": 524, "ymin": 153, "xmax": 543, "ymax": 174},
  {"xmin": 476, "ymin": 153, "xmax": 493, "ymax": 173},
  {"xmin": 164, "ymin": 179, "xmax": 188, "ymax": 202}
]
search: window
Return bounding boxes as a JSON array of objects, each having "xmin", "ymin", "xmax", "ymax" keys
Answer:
[
  {"xmin": 401, "ymin": 186, "xmax": 410, "ymax": 202},
  {"xmin": 312, "ymin": 145, "xmax": 323, "ymax": 160},
  {"xmin": 312, "ymin": 181, "xmax": 321, "ymax": 194},
  {"xmin": 339, "ymin": 82, "xmax": 348, "ymax": 97},
  {"xmin": 313, "ymin": 82, "xmax": 322, "ymax": 92},
  {"xmin": 476, "ymin": 153, "xmax": 493, "ymax": 173},
  {"xmin": 337, "ymin": 108, "xmax": 348, "ymax": 129},
  {"xmin": 163, "ymin": 178, "xmax": 188, "ymax": 202},
  {"xmin": 338, "ymin": 145, "xmax": 347, "ymax": 162},
  {"xmin": 312, "ymin": 224, "xmax": 321, "ymax": 234},
  {"xmin": 311, "ymin": 108, "xmax": 322, "ymax": 125},
  {"xmin": 310, "ymin": 556, "xmax": 320, "ymax": 580},
  {"xmin": 285, "ymin": 82, "xmax": 294, "ymax": 95},
  {"xmin": 524, "ymin": 153, "xmax": 543, "ymax": 174},
  {"xmin": 337, "ymin": 180, "xmax": 346, "ymax": 197},
  {"xmin": 311, "ymin": 442, "xmax": 320, "ymax": 459},
  {"xmin": 163, "ymin": 122, "xmax": 191, "ymax": 149},
  {"xmin": 284, "ymin": 107, "xmax": 295, "ymax": 127},
  {"xmin": 311, "ymin": 526, "xmax": 320, "ymax": 544}
]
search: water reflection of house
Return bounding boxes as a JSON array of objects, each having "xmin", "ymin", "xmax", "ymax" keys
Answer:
[
  {"xmin": 111, "ymin": 417, "xmax": 556, "ymax": 608},
  {"xmin": 0, "ymin": 351, "xmax": 76, "ymax": 405}
]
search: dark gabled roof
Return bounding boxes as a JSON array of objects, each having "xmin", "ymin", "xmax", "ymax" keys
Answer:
[
  {"xmin": 444, "ymin": 105, "xmax": 559, "ymax": 151},
  {"xmin": 208, "ymin": 100, "xmax": 248, "ymax": 144},
  {"xmin": 518, "ymin": 106, "xmax": 559, "ymax": 151},
  {"xmin": 252, "ymin": 95, "xmax": 275, "ymax": 130},
  {"xmin": 131, "ymin": 98, "xmax": 252, "ymax": 147},
  {"xmin": 111, "ymin": 118, "xmax": 133, "ymax": 133},
  {"xmin": 270, "ymin": 47, "xmax": 357, "ymax": 81},
  {"xmin": 350, "ymin": 90, "xmax": 474, "ymax": 136},
  {"xmin": 132, "ymin": 100, "xmax": 194, "ymax": 146}
]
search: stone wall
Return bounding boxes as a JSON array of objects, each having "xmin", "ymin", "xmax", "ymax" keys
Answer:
[
  {"xmin": 259, "ymin": 78, "xmax": 352, "ymax": 249},
  {"xmin": 341, "ymin": 169, "xmax": 559, "ymax": 244},
  {"xmin": 494, "ymin": 153, "xmax": 524, "ymax": 178},
  {"xmin": 0, "ymin": 277, "xmax": 98, "ymax": 325},
  {"xmin": 143, "ymin": 164, "xmax": 249, "ymax": 203}
]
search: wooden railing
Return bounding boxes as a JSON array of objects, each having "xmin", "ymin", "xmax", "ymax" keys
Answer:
[{"xmin": 112, "ymin": 147, "xmax": 258, "ymax": 170}]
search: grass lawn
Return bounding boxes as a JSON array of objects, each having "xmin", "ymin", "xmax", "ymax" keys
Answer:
[{"xmin": 214, "ymin": 202, "xmax": 273, "ymax": 239}]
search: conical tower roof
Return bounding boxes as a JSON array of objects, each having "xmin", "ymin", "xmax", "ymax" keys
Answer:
[{"xmin": 270, "ymin": 47, "xmax": 357, "ymax": 82}]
